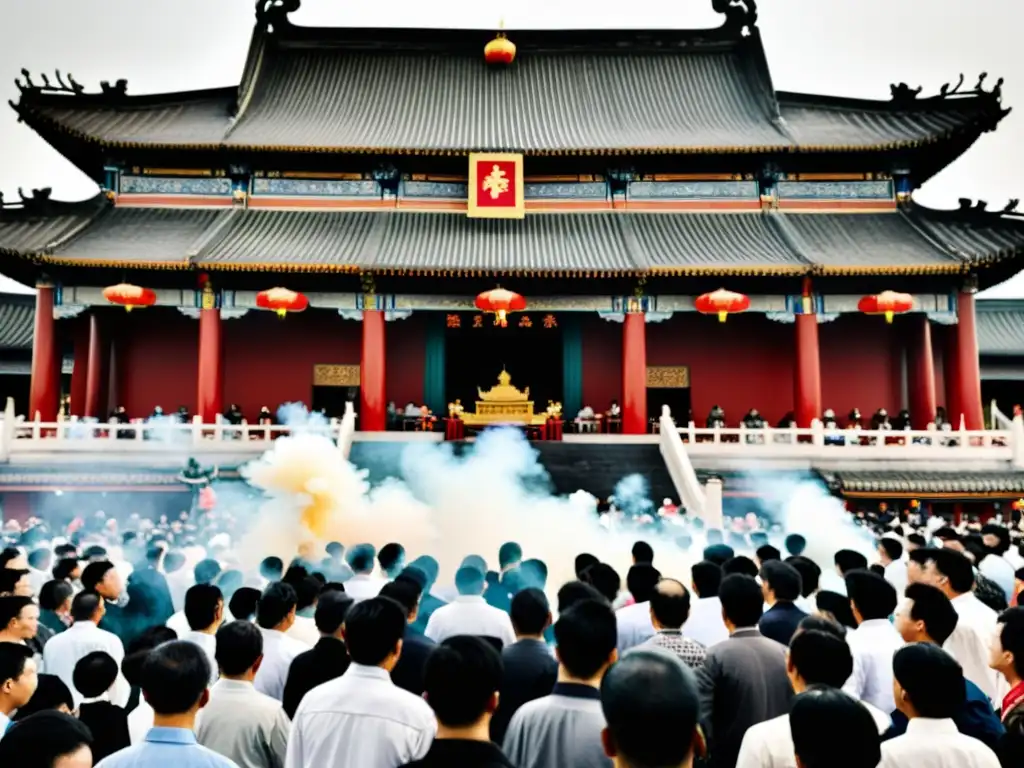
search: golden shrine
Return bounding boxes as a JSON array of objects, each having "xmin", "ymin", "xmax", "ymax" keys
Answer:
[{"xmin": 451, "ymin": 369, "xmax": 554, "ymax": 426}]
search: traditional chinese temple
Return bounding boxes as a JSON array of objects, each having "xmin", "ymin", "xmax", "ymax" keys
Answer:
[{"xmin": 2, "ymin": 0, "xmax": 1024, "ymax": 441}]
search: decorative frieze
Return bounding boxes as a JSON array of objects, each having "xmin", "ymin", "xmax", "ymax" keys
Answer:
[
  {"xmin": 627, "ymin": 180, "xmax": 758, "ymax": 200},
  {"xmin": 524, "ymin": 182, "xmax": 608, "ymax": 200},
  {"xmin": 120, "ymin": 175, "xmax": 232, "ymax": 197},
  {"xmin": 776, "ymin": 180, "xmax": 894, "ymax": 201},
  {"xmin": 251, "ymin": 178, "xmax": 379, "ymax": 198},
  {"xmin": 399, "ymin": 181, "xmax": 467, "ymax": 199},
  {"xmin": 647, "ymin": 366, "xmax": 690, "ymax": 388},
  {"xmin": 313, "ymin": 364, "xmax": 360, "ymax": 387}
]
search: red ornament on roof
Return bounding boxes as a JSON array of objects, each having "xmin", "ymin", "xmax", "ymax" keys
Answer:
[
  {"xmin": 256, "ymin": 287, "xmax": 308, "ymax": 318},
  {"xmin": 102, "ymin": 283, "xmax": 156, "ymax": 312},
  {"xmin": 858, "ymin": 291, "xmax": 913, "ymax": 324},
  {"xmin": 484, "ymin": 33, "xmax": 516, "ymax": 65},
  {"xmin": 695, "ymin": 288, "xmax": 750, "ymax": 323},
  {"xmin": 475, "ymin": 287, "xmax": 526, "ymax": 327}
]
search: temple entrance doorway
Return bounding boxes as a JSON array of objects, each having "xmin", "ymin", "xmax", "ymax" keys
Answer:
[
  {"xmin": 445, "ymin": 313, "xmax": 563, "ymax": 412},
  {"xmin": 646, "ymin": 366, "xmax": 692, "ymax": 424},
  {"xmin": 311, "ymin": 364, "xmax": 359, "ymax": 419}
]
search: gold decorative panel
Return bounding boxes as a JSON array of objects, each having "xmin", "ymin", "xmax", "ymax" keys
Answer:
[
  {"xmin": 646, "ymin": 366, "xmax": 689, "ymax": 389},
  {"xmin": 313, "ymin": 364, "xmax": 360, "ymax": 387}
]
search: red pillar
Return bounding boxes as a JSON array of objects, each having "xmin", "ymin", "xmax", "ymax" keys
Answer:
[
  {"xmin": 907, "ymin": 314, "xmax": 937, "ymax": 428},
  {"xmin": 361, "ymin": 310, "xmax": 386, "ymax": 431},
  {"xmin": 197, "ymin": 307, "xmax": 223, "ymax": 422},
  {"xmin": 946, "ymin": 290, "xmax": 984, "ymax": 430},
  {"xmin": 622, "ymin": 311, "xmax": 647, "ymax": 434},
  {"xmin": 28, "ymin": 284, "xmax": 59, "ymax": 421},
  {"xmin": 793, "ymin": 279, "xmax": 821, "ymax": 428},
  {"xmin": 69, "ymin": 320, "xmax": 89, "ymax": 417},
  {"xmin": 84, "ymin": 312, "xmax": 105, "ymax": 418}
]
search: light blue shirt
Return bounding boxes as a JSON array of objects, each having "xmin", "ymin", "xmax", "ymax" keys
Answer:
[{"xmin": 95, "ymin": 726, "xmax": 239, "ymax": 768}]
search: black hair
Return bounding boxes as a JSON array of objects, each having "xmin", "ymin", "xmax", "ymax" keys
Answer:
[
  {"xmin": 184, "ymin": 584, "xmax": 223, "ymax": 631},
  {"xmin": 631, "ymin": 541, "xmax": 654, "ymax": 565},
  {"xmin": 79, "ymin": 560, "xmax": 115, "ymax": 592},
  {"xmin": 498, "ymin": 542, "xmax": 523, "ymax": 569},
  {"xmin": 760, "ymin": 560, "xmax": 803, "ymax": 602},
  {"xmin": 626, "ymin": 564, "xmax": 661, "ymax": 603},
  {"xmin": 194, "ymin": 559, "xmax": 222, "ymax": 585},
  {"xmin": 575, "ymin": 553, "xmax": 599, "ymax": 578},
  {"xmin": 790, "ymin": 687, "xmax": 882, "ymax": 768},
  {"xmin": 51, "ymin": 558, "xmax": 79, "ymax": 582},
  {"xmin": 314, "ymin": 590, "xmax": 354, "ymax": 635},
  {"xmin": 82, "ymin": 545, "xmax": 107, "ymax": 560},
  {"xmin": 892, "ymin": 643, "xmax": 967, "ymax": 718},
  {"xmin": 789, "ymin": 630, "xmax": 853, "ymax": 687},
  {"xmin": 141, "ymin": 641, "xmax": 211, "ymax": 715},
  {"xmin": 164, "ymin": 550, "xmax": 187, "ymax": 574},
  {"xmin": 649, "ymin": 579, "xmax": 691, "ymax": 629},
  {"xmin": 927, "ymin": 549, "xmax": 976, "ymax": 594},
  {"xmin": 0, "ymin": 711, "xmax": 94, "ymax": 767},
  {"xmin": 784, "ymin": 555, "xmax": 821, "ymax": 598},
  {"xmin": 54, "ymin": 544, "xmax": 77, "ymax": 558},
  {"xmin": 455, "ymin": 566, "xmax": 486, "ymax": 596},
  {"xmin": 721, "ymin": 556, "xmax": 758, "ymax": 579},
  {"xmin": 702, "ymin": 544, "xmax": 734, "ymax": 566},
  {"xmin": 519, "ymin": 559, "xmax": 548, "ymax": 590},
  {"xmin": 347, "ymin": 543, "xmax": 377, "ymax": 574},
  {"xmin": 582, "ymin": 562, "xmax": 621, "ymax": 603},
  {"xmin": 601, "ymin": 650, "xmax": 700, "ymax": 768},
  {"xmin": 38, "ymin": 580, "xmax": 73, "ymax": 613},
  {"xmin": 256, "ymin": 582, "xmax": 297, "ymax": 630},
  {"xmin": 379, "ymin": 578, "xmax": 421, "ymax": 617},
  {"xmin": 70, "ymin": 591, "xmax": 102, "ymax": 622},
  {"xmin": 719, "ymin": 574, "xmax": 764, "ymax": 628},
  {"xmin": 756, "ymin": 544, "xmax": 781, "ymax": 564},
  {"xmin": 408, "ymin": 556, "xmax": 440, "ymax": 589},
  {"xmin": 907, "ymin": 533, "xmax": 927, "ymax": 548},
  {"xmin": 997, "ymin": 606, "xmax": 1024, "ymax": 679},
  {"xmin": 878, "ymin": 538, "xmax": 904, "ymax": 561},
  {"xmin": 259, "ymin": 556, "xmax": 284, "ymax": 581},
  {"xmin": 0, "ymin": 568, "xmax": 28, "ymax": 594},
  {"xmin": 12, "ymin": 674, "xmax": 74, "ymax": 721},
  {"xmin": 216, "ymin": 620, "xmax": 263, "ymax": 677},
  {"xmin": 845, "ymin": 571, "xmax": 898, "ymax": 621},
  {"xmin": 0, "ymin": 596, "xmax": 34, "ymax": 631},
  {"xmin": 292, "ymin": 575, "xmax": 322, "ymax": 613},
  {"xmin": 343, "ymin": 597, "xmax": 406, "ymax": 666},
  {"xmin": 815, "ymin": 590, "xmax": 857, "ymax": 629},
  {"xmin": 228, "ymin": 587, "xmax": 261, "ymax": 622},
  {"xmin": 983, "ymin": 524, "xmax": 1011, "ymax": 555},
  {"xmin": 784, "ymin": 534, "xmax": 807, "ymax": 556},
  {"xmin": 397, "ymin": 566, "xmax": 428, "ymax": 591},
  {"xmin": 215, "ymin": 569, "xmax": 244, "ymax": 598},
  {"xmin": 798, "ymin": 614, "xmax": 845, "ymax": 638},
  {"xmin": 510, "ymin": 588, "xmax": 550, "ymax": 636},
  {"xmin": 0, "ymin": 547, "xmax": 22, "ymax": 569},
  {"xmin": 325, "ymin": 542, "xmax": 344, "ymax": 558},
  {"xmin": 691, "ymin": 561, "xmax": 723, "ymax": 598},
  {"xmin": 833, "ymin": 550, "xmax": 868, "ymax": 576},
  {"xmin": 72, "ymin": 651, "xmax": 118, "ymax": 699},
  {"xmin": 0, "ymin": 642, "xmax": 33, "ymax": 687},
  {"xmin": 904, "ymin": 582, "xmax": 959, "ymax": 645},
  {"xmin": 554, "ymin": 599, "xmax": 617, "ymax": 679},
  {"xmin": 423, "ymin": 635, "xmax": 502, "ymax": 726},
  {"xmin": 27, "ymin": 548, "xmax": 50, "ymax": 570},
  {"xmin": 908, "ymin": 546, "xmax": 941, "ymax": 568},
  {"xmin": 557, "ymin": 580, "xmax": 607, "ymax": 613},
  {"xmin": 378, "ymin": 543, "xmax": 405, "ymax": 576}
]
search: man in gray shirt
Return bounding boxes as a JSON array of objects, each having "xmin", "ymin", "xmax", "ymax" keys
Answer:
[
  {"xmin": 503, "ymin": 599, "xmax": 616, "ymax": 768},
  {"xmin": 197, "ymin": 620, "xmax": 290, "ymax": 768}
]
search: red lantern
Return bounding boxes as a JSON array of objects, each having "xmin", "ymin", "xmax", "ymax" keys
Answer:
[
  {"xmin": 475, "ymin": 287, "xmax": 526, "ymax": 327},
  {"xmin": 695, "ymin": 288, "xmax": 750, "ymax": 323},
  {"xmin": 1012, "ymin": 498, "xmax": 1024, "ymax": 512},
  {"xmin": 103, "ymin": 283, "xmax": 156, "ymax": 312},
  {"xmin": 198, "ymin": 486, "xmax": 216, "ymax": 511},
  {"xmin": 484, "ymin": 33, "xmax": 516, "ymax": 65},
  {"xmin": 256, "ymin": 287, "xmax": 308, "ymax": 318},
  {"xmin": 858, "ymin": 291, "xmax": 914, "ymax": 324}
]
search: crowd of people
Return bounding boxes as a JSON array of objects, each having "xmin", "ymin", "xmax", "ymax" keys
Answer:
[{"xmin": 0, "ymin": 506, "xmax": 1022, "ymax": 768}]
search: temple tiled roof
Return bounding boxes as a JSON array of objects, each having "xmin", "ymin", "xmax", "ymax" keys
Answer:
[
  {"xmin": 11, "ymin": 24, "xmax": 1008, "ymax": 156},
  {"xmin": 0, "ymin": 194, "xmax": 107, "ymax": 256},
  {"xmin": 821, "ymin": 469, "xmax": 1024, "ymax": 497},
  {"xmin": 977, "ymin": 302, "xmax": 1024, "ymax": 356},
  {"xmin": 0, "ymin": 295, "xmax": 34, "ymax": 349},
  {"xmin": 3, "ymin": 202, "xmax": 1024, "ymax": 278}
]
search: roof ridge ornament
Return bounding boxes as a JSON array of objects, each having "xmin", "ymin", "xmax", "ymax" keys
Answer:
[
  {"xmin": 14, "ymin": 69, "xmax": 85, "ymax": 96},
  {"xmin": 890, "ymin": 71, "xmax": 1004, "ymax": 107},
  {"xmin": 712, "ymin": 0, "xmax": 758, "ymax": 36},
  {"xmin": 255, "ymin": 0, "xmax": 300, "ymax": 32},
  {"xmin": 955, "ymin": 198, "xmax": 1022, "ymax": 220}
]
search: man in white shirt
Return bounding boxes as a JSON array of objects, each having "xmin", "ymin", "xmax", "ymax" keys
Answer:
[
  {"xmin": 980, "ymin": 525, "xmax": 1018, "ymax": 602},
  {"xmin": 253, "ymin": 582, "xmax": 310, "ymax": 701},
  {"xmin": 197, "ymin": 620, "xmax": 291, "ymax": 768},
  {"xmin": 286, "ymin": 575, "xmax": 321, "ymax": 647},
  {"xmin": 685, "ymin": 561, "xmax": 729, "ymax": 649},
  {"xmin": 736, "ymin": 619, "xmax": 890, "ymax": 768},
  {"xmin": 878, "ymin": 537, "xmax": 908, "ymax": 595},
  {"xmin": 881, "ymin": 643, "xmax": 1000, "ymax": 767},
  {"xmin": 916, "ymin": 547, "xmax": 1002, "ymax": 701},
  {"xmin": 42, "ymin": 591, "xmax": 129, "ymax": 709},
  {"xmin": 425, "ymin": 566, "xmax": 515, "ymax": 648},
  {"xmin": 343, "ymin": 544, "xmax": 386, "ymax": 603},
  {"xmin": 615, "ymin": 564, "xmax": 660, "ymax": 653},
  {"xmin": 842, "ymin": 571, "xmax": 902, "ymax": 713},
  {"xmin": 181, "ymin": 584, "xmax": 225, "ymax": 686},
  {"xmin": 286, "ymin": 596, "xmax": 435, "ymax": 768}
]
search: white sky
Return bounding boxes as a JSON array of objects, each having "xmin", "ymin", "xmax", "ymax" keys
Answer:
[{"xmin": 0, "ymin": 0, "xmax": 1022, "ymax": 296}]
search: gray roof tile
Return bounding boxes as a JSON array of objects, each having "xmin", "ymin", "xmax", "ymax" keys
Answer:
[
  {"xmin": 823, "ymin": 470, "xmax": 1024, "ymax": 495},
  {"xmin": 977, "ymin": 307, "xmax": 1024, "ymax": 356},
  {"xmin": 0, "ymin": 296, "xmax": 34, "ymax": 349},
  {"xmin": 0, "ymin": 195, "xmax": 107, "ymax": 255}
]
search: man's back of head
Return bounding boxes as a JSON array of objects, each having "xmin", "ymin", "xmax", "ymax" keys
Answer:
[
  {"xmin": 347, "ymin": 544, "xmax": 377, "ymax": 575},
  {"xmin": 343, "ymin": 597, "xmax": 407, "ymax": 668},
  {"xmin": 70, "ymin": 591, "xmax": 103, "ymax": 624},
  {"xmin": 719, "ymin": 574, "xmax": 764, "ymax": 629},
  {"xmin": 631, "ymin": 541, "xmax": 654, "ymax": 565},
  {"xmin": 845, "ymin": 571, "xmax": 898, "ymax": 623},
  {"xmin": 790, "ymin": 686, "xmax": 882, "ymax": 768},
  {"xmin": 691, "ymin": 561, "xmax": 722, "ymax": 599},
  {"xmin": 256, "ymin": 582, "xmax": 297, "ymax": 631},
  {"xmin": 215, "ymin": 620, "xmax": 263, "ymax": 678},
  {"xmin": 626, "ymin": 564, "xmax": 661, "ymax": 604},
  {"xmin": 510, "ymin": 588, "xmax": 551, "ymax": 638},
  {"xmin": 0, "ymin": 711, "xmax": 93, "ymax": 768},
  {"xmin": 760, "ymin": 560, "xmax": 803, "ymax": 603},
  {"xmin": 553, "ymin": 599, "xmax": 617, "ymax": 682},
  {"xmin": 141, "ymin": 640, "xmax": 212, "ymax": 717},
  {"xmin": 378, "ymin": 543, "xmax": 406, "ymax": 578},
  {"xmin": 379, "ymin": 578, "xmax": 421, "ymax": 621},
  {"xmin": 834, "ymin": 550, "xmax": 868, "ymax": 577},
  {"xmin": 184, "ymin": 583, "xmax": 223, "ymax": 632},
  {"xmin": 788, "ymin": 630, "xmax": 853, "ymax": 688},
  {"xmin": 455, "ymin": 566, "xmax": 486, "ymax": 597},
  {"xmin": 72, "ymin": 651, "xmax": 118, "ymax": 700},
  {"xmin": 892, "ymin": 643, "xmax": 966, "ymax": 719},
  {"xmin": 423, "ymin": 635, "xmax": 502, "ymax": 731},
  {"xmin": 498, "ymin": 542, "xmax": 522, "ymax": 571},
  {"xmin": 649, "ymin": 579, "xmax": 690, "ymax": 630},
  {"xmin": 314, "ymin": 590, "xmax": 354, "ymax": 637},
  {"xmin": 600, "ymin": 649, "xmax": 700, "ymax": 767},
  {"xmin": 194, "ymin": 558, "xmax": 222, "ymax": 586}
]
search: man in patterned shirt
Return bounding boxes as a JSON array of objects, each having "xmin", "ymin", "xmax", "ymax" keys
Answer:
[{"xmin": 639, "ymin": 578, "xmax": 706, "ymax": 669}]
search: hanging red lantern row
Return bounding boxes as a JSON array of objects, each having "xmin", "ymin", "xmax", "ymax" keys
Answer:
[
  {"xmin": 695, "ymin": 288, "xmax": 750, "ymax": 323},
  {"xmin": 858, "ymin": 291, "xmax": 913, "ymax": 324},
  {"xmin": 103, "ymin": 283, "xmax": 156, "ymax": 312},
  {"xmin": 475, "ymin": 287, "xmax": 526, "ymax": 327},
  {"xmin": 256, "ymin": 287, "xmax": 309, "ymax": 318}
]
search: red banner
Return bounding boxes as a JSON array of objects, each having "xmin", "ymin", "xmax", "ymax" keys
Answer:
[{"xmin": 468, "ymin": 153, "xmax": 524, "ymax": 218}]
